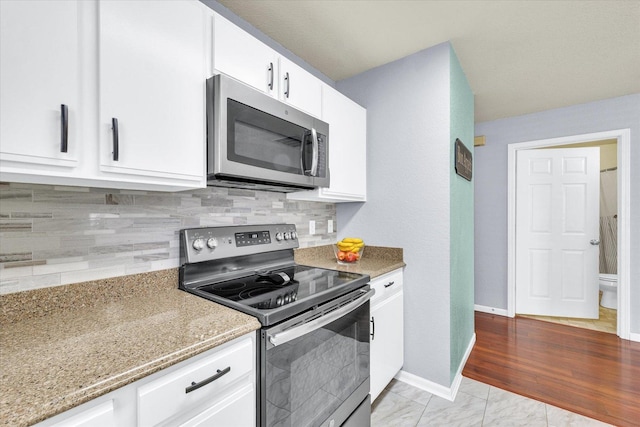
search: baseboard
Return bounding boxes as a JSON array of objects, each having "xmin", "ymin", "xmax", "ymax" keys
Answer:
[
  {"xmin": 395, "ymin": 333, "xmax": 476, "ymax": 402},
  {"xmin": 629, "ymin": 331, "xmax": 640, "ymax": 343},
  {"xmin": 474, "ymin": 304, "xmax": 509, "ymax": 317}
]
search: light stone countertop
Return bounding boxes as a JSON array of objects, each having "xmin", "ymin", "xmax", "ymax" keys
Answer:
[
  {"xmin": 0, "ymin": 246, "xmax": 403, "ymax": 427},
  {"xmin": 295, "ymin": 245, "xmax": 405, "ymax": 278},
  {"xmin": 0, "ymin": 270, "xmax": 261, "ymax": 427}
]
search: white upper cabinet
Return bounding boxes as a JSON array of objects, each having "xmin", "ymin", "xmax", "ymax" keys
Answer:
[
  {"xmin": 213, "ymin": 14, "xmax": 321, "ymax": 117},
  {"xmin": 279, "ymin": 57, "xmax": 322, "ymax": 117},
  {"xmin": 0, "ymin": 0, "xmax": 80, "ymax": 170},
  {"xmin": 0, "ymin": 0, "xmax": 207, "ymax": 191},
  {"xmin": 288, "ymin": 84, "xmax": 367, "ymax": 202},
  {"xmin": 213, "ymin": 13, "xmax": 279, "ymax": 95},
  {"xmin": 98, "ymin": 0, "xmax": 207, "ymax": 185}
]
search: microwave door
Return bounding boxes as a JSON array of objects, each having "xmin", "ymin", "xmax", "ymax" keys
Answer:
[
  {"xmin": 219, "ymin": 99, "xmax": 316, "ymax": 187},
  {"xmin": 208, "ymin": 74, "xmax": 328, "ymax": 189}
]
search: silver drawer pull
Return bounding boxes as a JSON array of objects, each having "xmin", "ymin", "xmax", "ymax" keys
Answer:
[
  {"xmin": 384, "ymin": 281, "xmax": 395, "ymax": 288},
  {"xmin": 185, "ymin": 366, "xmax": 231, "ymax": 394}
]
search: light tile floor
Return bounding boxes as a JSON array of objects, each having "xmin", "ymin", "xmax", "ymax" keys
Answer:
[
  {"xmin": 519, "ymin": 296, "xmax": 617, "ymax": 334},
  {"xmin": 371, "ymin": 377, "xmax": 612, "ymax": 427}
]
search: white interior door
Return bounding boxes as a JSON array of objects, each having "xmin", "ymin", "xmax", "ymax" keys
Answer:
[{"xmin": 516, "ymin": 147, "xmax": 600, "ymax": 318}]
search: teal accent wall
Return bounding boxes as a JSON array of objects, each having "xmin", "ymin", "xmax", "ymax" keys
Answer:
[{"xmin": 449, "ymin": 45, "xmax": 475, "ymax": 382}]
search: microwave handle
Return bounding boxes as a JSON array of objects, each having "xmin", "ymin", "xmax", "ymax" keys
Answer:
[
  {"xmin": 301, "ymin": 128, "xmax": 319, "ymax": 177},
  {"xmin": 310, "ymin": 128, "xmax": 319, "ymax": 176}
]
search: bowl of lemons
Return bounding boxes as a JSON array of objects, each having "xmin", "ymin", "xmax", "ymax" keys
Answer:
[{"xmin": 333, "ymin": 237, "xmax": 364, "ymax": 264}]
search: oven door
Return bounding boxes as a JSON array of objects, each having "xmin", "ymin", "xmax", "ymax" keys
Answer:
[{"xmin": 259, "ymin": 287, "xmax": 373, "ymax": 427}]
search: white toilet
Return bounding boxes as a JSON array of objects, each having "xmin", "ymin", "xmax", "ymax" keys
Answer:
[{"xmin": 599, "ymin": 274, "xmax": 618, "ymax": 309}]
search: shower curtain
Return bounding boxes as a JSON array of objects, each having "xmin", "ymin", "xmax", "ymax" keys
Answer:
[{"xmin": 599, "ymin": 169, "xmax": 617, "ymax": 274}]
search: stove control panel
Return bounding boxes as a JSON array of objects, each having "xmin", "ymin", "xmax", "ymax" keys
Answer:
[
  {"xmin": 235, "ymin": 230, "xmax": 271, "ymax": 247},
  {"xmin": 181, "ymin": 224, "xmax": 299, "ymax": 263}
]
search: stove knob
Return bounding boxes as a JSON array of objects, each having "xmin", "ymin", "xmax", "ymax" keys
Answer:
[
  {"xmin": 192, "ymin": 238, "xmax": 205, "ymax": 251},
  {"xmin": 276, "ymin": 296, "xmax": 283, "ymax": 306},
  {"xmin": 284, "ymin": 231, "xmax": 291, "ymax": 240},
  {"xmin": 291, "ymin": 292, "xmax": 297, "ymax": 301},
  {"xmin": 284, "ymin": 294, "xmax": 291, "ymax": 304},
  {"xmin": 207, "ymin": 238, "xmax": 218, "ymax": 249},
  {"xmin": 291, "ymin": 231, "xmax": 297, "ymax": 240},
  {"xmin": 275, "ymin": 232, "xmax": 284, "ymax": 241}
]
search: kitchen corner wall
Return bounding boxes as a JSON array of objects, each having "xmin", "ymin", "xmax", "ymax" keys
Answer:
[
  {"xmin": 336, "ymin": 42, "xmax": 474, "ymax": 389},
  {"xmin": 448, "ymin": 47, "xmax": 475, "ymax": 383},
  {"xmin": 0, "ymin": 182, "xmax": 336, "ymax": 295}
]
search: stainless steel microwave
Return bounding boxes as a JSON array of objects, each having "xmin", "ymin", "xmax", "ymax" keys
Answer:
[{"xmin": 206, "ymin": 74, "xmax": 330, "ymax": 192}]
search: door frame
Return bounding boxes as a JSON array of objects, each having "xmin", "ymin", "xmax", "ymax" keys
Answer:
[{"xmin": 507, "ymin": 129, "xmax": 631, "ymax": 340}]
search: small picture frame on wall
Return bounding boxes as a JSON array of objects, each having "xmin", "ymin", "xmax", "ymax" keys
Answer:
[{"xmin": 455, "ymin": 138, "xmax": 472, "ymax": 181}]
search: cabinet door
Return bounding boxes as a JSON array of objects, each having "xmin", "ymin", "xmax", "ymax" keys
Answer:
[
  {"xmin": 213, "ymin": 13, "xmax": 278, "ymax": 95},
  {"xmin": 370, "ymin": 290, "xmax": 404, "ymax": 401},
  {"xmin": 279, "ymin": 57, "xmax": 322, "ymax": 117},
  {"xmin": 322, "ymin": 86, "xmax": 366, "ymax": 200},
  {"xmin": 288, "ymin": 85, "xmax": 366, "ymax": 202},
  {"xmin": 0, "ymin": 0, "xmax": 79, "ymax": 169},
  {"xmin": 98, "ymin": 0, "xmax": 206, "ymax": 186}
]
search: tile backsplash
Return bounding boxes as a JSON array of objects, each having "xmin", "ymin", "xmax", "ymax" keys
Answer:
[{"xmin": 0, "ymin": 182, "xmax": 336, "ymax": 294}]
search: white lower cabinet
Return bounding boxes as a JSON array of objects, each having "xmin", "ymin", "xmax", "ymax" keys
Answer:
[
  {"xmin": 49, "ymin": 401, "xmax": 116, "ymax": 427},
  {"xmin": 36, "ymin": 333, "xmax": 256, "ymax": 427},
  {"xmin": 369, "ymin": 269, "xmax": 404, "ymax": 402},
  {"xmin": 137, "ymin": 333, "xmax": 254, "ymax": 427},
  {"xmin": 179, "ymin": 382, "xmax": 254, "ymax": 427}
]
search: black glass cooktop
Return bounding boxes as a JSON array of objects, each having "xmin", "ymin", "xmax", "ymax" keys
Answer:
[{"xmin": 190, "ymin": 264, "xmax": 370, "ymax": 326}]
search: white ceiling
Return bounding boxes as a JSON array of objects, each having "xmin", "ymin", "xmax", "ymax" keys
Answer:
[{"xmin": 216, "ymin": 0, "xmax": 640, "ymax": 122}]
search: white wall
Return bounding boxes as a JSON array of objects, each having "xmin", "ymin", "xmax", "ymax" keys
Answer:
[
  {"xmin": 474, "ymin": 94, "xmax": 640, "ymax": 333},
  {"xmin": 336, "ymin": 43, "xmax": 453, "ymax": 386}
]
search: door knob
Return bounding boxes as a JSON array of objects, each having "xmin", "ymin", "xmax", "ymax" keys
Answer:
[{"xmin": 590, "ymin": 239, "xmax": 600, "ymax": 245}]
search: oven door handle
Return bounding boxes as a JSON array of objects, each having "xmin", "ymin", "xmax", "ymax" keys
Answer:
[{"xmin": 268, "ymin": 288, "xmax": 374, "ymax": 347}]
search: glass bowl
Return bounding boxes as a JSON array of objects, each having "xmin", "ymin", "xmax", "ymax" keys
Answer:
[{"xmin": 333, "ymin": 244, "xmax": 364, "ymax": 265}]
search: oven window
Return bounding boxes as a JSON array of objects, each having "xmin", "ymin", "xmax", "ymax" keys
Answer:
[
  {"xmin": 227, "ymin": 99, "xmax": 309, "ymax": 175},
  {"xmin": 263, "ymin": 302, "xmax": 370, "ymax": 427}
]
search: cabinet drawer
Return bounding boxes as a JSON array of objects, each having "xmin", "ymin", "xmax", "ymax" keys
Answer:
[
  {"xmin": 50, "ymin": 400, "xmax": 115, "ymax": 427},
  {"xmin": 370, "ymin": 269, "xmax": 403, "ymax": 305},
  {"xmin": 137, "ymin": 337, "xmax": 253, "ymax": 427},
  {"xmin": 179, "ymin": 383, "xmax": 254, "ymax": 427}
]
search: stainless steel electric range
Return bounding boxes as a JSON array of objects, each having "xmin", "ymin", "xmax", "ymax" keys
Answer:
[{"xmin": 179, "ymin": 224, "xmax": 373, "ymax": 427}]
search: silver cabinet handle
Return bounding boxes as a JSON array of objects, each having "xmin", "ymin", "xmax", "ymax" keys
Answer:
[
  {"xmin": 268, "ymin": 62, "xmax": 274, "ymax": 90},
  {"xmin": 384, "ymin": 281, "xmax": 395, "ymax": 288},
  {"xmin": 284, "ymin": 72, "xmax": 290, "ymax": 98},
  {"xmin": 268, "ymin": 289, "xmax": 374, "ymax": 347},
  {"xmin": 590, "ymin": 239, "xmax": 600, "ymax": 245}
]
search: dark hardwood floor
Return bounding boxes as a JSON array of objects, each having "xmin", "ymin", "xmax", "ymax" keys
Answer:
[{"xmin": 463, "ymin": 312, "xmax": 640, "ymax": 427}]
